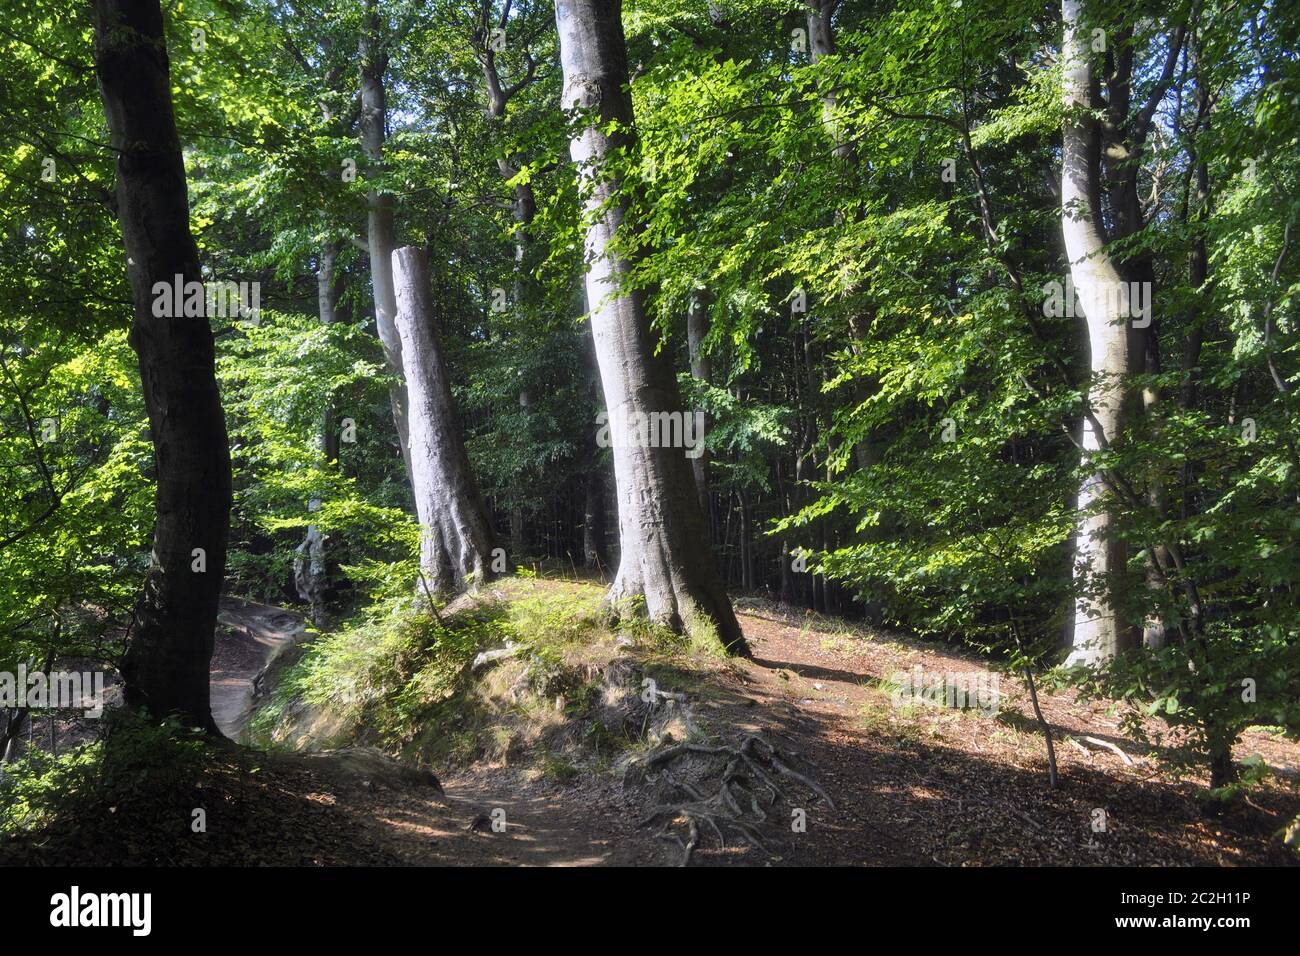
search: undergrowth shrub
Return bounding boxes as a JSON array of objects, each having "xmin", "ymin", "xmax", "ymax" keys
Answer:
[
  {"xmin": 248, "ymin": 578, "xmax": 712, "ymax": 774},
  {"xmin": 0, "ymin": 710, "xmax": 208, "ymax": 838}
]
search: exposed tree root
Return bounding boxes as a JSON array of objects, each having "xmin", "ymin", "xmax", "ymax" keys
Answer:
[
  {"xmin": 1077, "ymin": 734, "xmax": 1137, "ymax": 767},
  {"xmin": 626, "ymin": 734, "xmax": 835, "ymax": 866}
]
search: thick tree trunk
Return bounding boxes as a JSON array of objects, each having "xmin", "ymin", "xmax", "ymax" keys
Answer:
[
  {"xmin": 556, "ymin": 0, "xmax": 746, "ymax": 654},
  {"xmin": 390, "ymin": 246, "xmax": 499, "ymax": 595},
  {"xmin": 1061, "ymin": 0, "xmax": 1137, "ymax": 666},
  {"xmin": 360, "ymin": 2, "xmax": 412, "ymax": 480},
  {"xmin": 93, "ymin": 0, "xmax": 230, "ymax": 732}
]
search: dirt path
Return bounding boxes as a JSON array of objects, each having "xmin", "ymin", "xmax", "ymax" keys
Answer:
[
  {"xmin": 336, "ymin": 765, "xmax": 664, "ymax": 866},
  {"xmin": 212, "ymin": 594, "xmax": 1299, "ymax": 867},
  {"xmin": 707, "ymin": 599, "xmax": 1299, "ymax": 866},
  {"xmin": 211, "ymin": 598, "xmax": 306, "ymax": 740},
  {"xmin": 211, "ymin": 597, "xmax": 665, "ymax": 865}
]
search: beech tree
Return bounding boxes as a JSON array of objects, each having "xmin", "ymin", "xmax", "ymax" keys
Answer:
[
  {"xmin": 360, "ymin": 0, "xmax": 413, "ymax": 478},
  {"xmin": 5, "ymin": 0, "xmax": 1296, "ymax": 801},
  {"xmin": 555, "ymin": 0, "xmax": 746, "ymax": 654},
  {"xmin": 391, "ymin": 245, "xmax": 499, "ymax": 593},
  {"xmin": 293, "ymin": 242, "xmax": 343, "ymax": 625},
  {"xmin": 685, "ymin": 293, "xmax": 712, "ymax": 518},
  {"xmin": 93, "ymin": 0, "xmax": 231, "ymax": 730},
  {"xmin": 1060, "ymin": 0, "xmax": 1141, "ymax": 666},
  {"xmin": 474, "ymin": 0, "xmax": 548, "ymax": 560}
]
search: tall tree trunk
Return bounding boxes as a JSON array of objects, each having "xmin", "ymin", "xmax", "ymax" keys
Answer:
[
  {"xmin": 360, "ymin": 0, "xmax": 412, "ymax": 480},
  {"xmin": 582, "ymin": 325, "xmax": 610, "ymax": 573},
  {"xmin": 318, "ymin": 240, "xmax": 343, "ymax": 465},
  {"xmin": 686, "ymin": 291, "xmax": 712, "ymax": 519},
  {"xmin": 93, "ymin": 0, "xmax": 230, "ymax": 732},
  {"xmin": 583, "ymin": 465, "xmax": 609, "ymax": 573},
  {"xmin": 1179, "ymin": 48, "xmax": 1213, "ymax": 526},
  {"xmin": 1100, "ymin": 20, "xmax": 1185, "ymax": 651},
  {"xmin": 555, "ymin": 0, "xmax": 747, "ymax": 654},
  {"xmin": 510, "ymin": 390, "xmax": 533, "ymax": 561},
  {"xmin": 390, "ymin": 246, "xmax": 499, "ymax": 595},
  {"xmin": 801, "ymin": 322, "xmax": 826, "ymax": 613},
  {"xmin": 739, "ymin": 489, "xmax": 754, "ymax": 590},
  {"xmin": 295, "ymin": 241, "xmax": 341, "ymax": 626},
  {"xmin": 809, "ymin": 0, "xmax": 872, "ymax": 620},
  {"xmin": 776, "ymin": 457, "xmax": 795, "ymax": 602},
  {"xmin": 1061, "ymin": 0, "xmax": 1137, "ymax": 666},
  {"xmin": 806, "ymin": 0, "xmax": 852, "ymax": 163},
  {"xmin": 479, "ymin": 16, "xmax": 543, "ymax": 564}
]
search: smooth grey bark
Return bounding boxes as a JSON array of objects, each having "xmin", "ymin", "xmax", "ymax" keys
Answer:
[
  {"xmin": 360, "ymin": 1, "xmax": 412, "ymax": 480},
  {"xmin": 94, "ymin": 0, "xmax": 230, "ymax": 732},
  {"xmin": 480, "ymin": 31, "xmax": 539, "ymax": 255},
  {"xmin": 390, "ymin": 246, "xmax": 499, "ymax": 595},
  {"xmin": 1061, "ymin": 0, "xmax": 1138, "ymax": 666},
  {"xmin": 294, "ymin": 523, "xmax": 327, "ymax": 623},
  {"xmin": 556, "ymin": 0, "xmax": 747, "ymax": 654},
  {"xmin": 806, "ymin": 0, "xmax": 852, "ymax": 163}
]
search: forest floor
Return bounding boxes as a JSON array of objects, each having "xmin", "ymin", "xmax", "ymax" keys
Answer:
[
  {"xmin": 4, "ymin": 579, "xmax": 1296, "ymax": 866},
  {"xmin": 194, "ymin": 583, "xmax": 1300, "ymax": 867}
]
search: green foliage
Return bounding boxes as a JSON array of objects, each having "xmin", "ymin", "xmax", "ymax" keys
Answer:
[
  {"xmin": 0, "ymin": 712, "xmax": 209, "ymax": 837},
  {"xmin": 1072, "ymin": 623, "xmax": 1300, "ymax": 793},
  {"xmin": 4, "ymin": 0, "xmax": 1298, "ymax": 807},
  {"xmin": 218, "ymin": 310, "xmax": 416, "ymax": 599},
  {"xmin": 249, "ymin": 592, "xmax": 494, "ymax": 746},
  {"xmin": 251, "ymin": 578, "xmax": 632, "ymax": 769}
]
